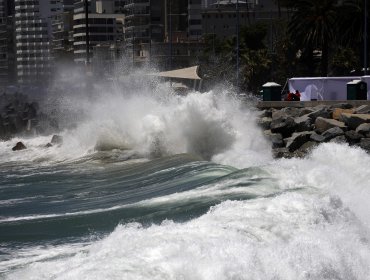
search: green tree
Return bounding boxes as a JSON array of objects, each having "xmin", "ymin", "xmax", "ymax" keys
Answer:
[
  {"xmin": 288, "ymin": 0, "xmax": 338, "ymax": 76},
  {"xmin": 330, "ymin": 46, "xmax": 360, "ymax": 75}
]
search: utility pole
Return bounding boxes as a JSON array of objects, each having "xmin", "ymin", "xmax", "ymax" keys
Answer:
[
  {"xmin": 84, "ymin": 0, "xmax": 90, "ymax": 66},
  {"xmin": 169, "ymin": 0, "xmax": 172, "ymax": 70},
  {"xmin": 149, "ymin": 0, "xmax": 151, "ymax": 67},
  {"xmin": 236, "ymin": 0, "xmax": 240, "ymax": 89},
  {"xmin": 365, "ymin": 0, "xmax": 368, "ymax": 75}
]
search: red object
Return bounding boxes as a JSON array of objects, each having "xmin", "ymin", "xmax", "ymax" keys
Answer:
[{"xmin": 286, "ymin": 92, "xmax": 294, "ymax": 101}]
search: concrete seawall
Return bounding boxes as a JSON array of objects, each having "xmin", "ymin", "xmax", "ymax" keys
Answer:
[{"xmin": 257, "ymin": 100, "xmax": 370, "ymax": 109}]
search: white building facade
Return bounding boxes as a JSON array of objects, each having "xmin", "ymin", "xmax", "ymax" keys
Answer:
[{"xmin": 14, "ymin": 0, "xmax": 61, "ymax": 84}]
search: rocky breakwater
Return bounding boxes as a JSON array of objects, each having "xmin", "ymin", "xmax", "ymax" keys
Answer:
[
  {"xmin": 0, "ymin": 93, "xmax": 58, "ymax": 140},
  {"xmin": 258, "ymin": 104, "xmax": 370, "ymax": 158}
]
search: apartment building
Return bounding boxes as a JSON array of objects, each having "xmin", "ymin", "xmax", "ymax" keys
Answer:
[
  {"xmin": 0, "ymin": 0, "xmax": 15, "ymax": 85},
  {"xmin": 202, "ymin": 0, "xmax": 287, "ymax": 39},
  {"xmin": 52, "ymin": 0, "xmax": 74, "ymax": 62},
  {"xmin": 73, "ymin": 0, "xmax": 124, "ymax": 64},
  {"xmin": 14, "ymin": 0, "xmax": 61, "ymax": 84},
  {"xmin": 124, "ymin": 0, "xmax": 204, "ymax": 69},
  {"xmin": 188, "ymin": 0, "xmax": 202, "ymax": 40}
]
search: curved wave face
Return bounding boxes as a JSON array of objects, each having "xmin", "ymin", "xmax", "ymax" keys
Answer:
[{"xmin": 1, "ymin": 82, "xmax": 370, "ymax": 279}]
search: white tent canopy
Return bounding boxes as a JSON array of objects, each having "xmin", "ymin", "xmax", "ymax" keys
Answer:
[
  {"xmin": 149, "ymin": 66, "xmax": 201, "ymax": 80},
  {"xmin": 288, "ymin": 76, "xmax": 370, "ymax": 100}
]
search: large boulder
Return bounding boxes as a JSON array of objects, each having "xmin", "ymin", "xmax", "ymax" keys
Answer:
[
  {"xmin": 332, "ymin": 108, "xmax": 354, "ymax": 120},
  {"xmin": 298, "ymin": 141, "xmax": 318, "ymax": 154},
  {"xmin": 258, "ymin": 117, "xmax": 272, "ymax": 130},
  {"xmin": 358, "ymin": 138, "xmax": 370, "ymax": 152},
  {"xmin": 280, "ymin": 107, "xmax": 302, "ymax": 118},
  {"xmin": 259, "ymin": 109, "xmax": 273, "ymax": 118},
  {"xmin": 12, "ymin": 141, "xmax": 26, "ymax": 151},
  {"xmin": 310, "ymin": 132, "xmax": 326, "ymax": 143},
  {"xmin": 271, "ymin": 116, "xmax": 296, "ymax": 138},
  {"xmin": 340, "ymin": 113, "xmax": 370, "ymax": 130},
  {"xmin": 294, "ymin": 115, "xmax": 312, "ymax": 132},
  {"xmin": 329, "ymin": 135, "xmax": 347, "ymax": 143},
  {"xmin": 355, "ymin": 123, "xmax": 370, "ymax": 137},
  {"xmin": 285, "ymin": 131, "xmax": 313, "ymax": 152},
  {"xmin": 264, "ymin": 130, "xmax": 284, "ymax": 148},
  {"xmin": 51, "ymin": 135, "xmax": 63, "ymax": 145},
  {"xmin": 322, "ymin": 127, "xmax": 345, "ymax": 141},
  {"xmin": 272, "ymin": 147, "xmax": 292, "ymax": 159},
  {"xmin": 345, "ymin": 130, "xmax": 363, "ymax": 144},
  {"xmin": 315, "ymin": 117, "xmax": 347, "ymax": 134},
  {"xmin": 271, "ymin": 109, "xmax": 288, "ymax": 121},
  {"xmin": 299, "ymin": 108, "xmax": 315, "ymax": 117},
  {"xmin": 354, "ymin": 105, "xmax": 370, "ymax": 114},
  {"xmin": 306, "ymin": 107, "xmax": 332, "ymax": 121}
]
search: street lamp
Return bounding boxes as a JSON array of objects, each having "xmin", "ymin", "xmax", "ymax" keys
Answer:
[{"xmin": 365, "ymin": 0, "xmax": 368, "ymax": 75}]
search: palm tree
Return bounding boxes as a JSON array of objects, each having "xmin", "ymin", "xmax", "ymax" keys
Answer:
[{"xmin": 289, "ymin": 0, "xmax": 338, "ymax": 76}]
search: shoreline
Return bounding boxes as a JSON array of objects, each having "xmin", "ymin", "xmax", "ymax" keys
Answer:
[{"xmin": 256, "ymin": 101, "xmax": 370, "ymax": 158}]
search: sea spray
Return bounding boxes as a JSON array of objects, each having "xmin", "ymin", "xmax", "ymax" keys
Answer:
[
  {"xmin": 2, "ymin": 78, "xmax": 370, "ymax": 279},
  {"xmin": 0, "ymin": 86, "xmax": 271, "ymax": 166}
]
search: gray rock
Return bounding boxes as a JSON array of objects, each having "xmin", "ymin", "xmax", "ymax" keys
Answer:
[
  {"xmin": 264, "ymin": 109, "xmax": 273, "ymax": 118},
  {"xmin": 51, "ymin": 135, "xmax": 63, "ymax": 145},
  {"xmin": 315, "ymin": 117, "xmax": 347, "ymax": 134},
  {"xmin": 271, "ymin": 135, "xmax": 284, "ymax": 148},
  {"xmin": 264, "ymin": 130, "xmax": 284, "ymax": 148},
  {"xmin": 310, "ymin": 132, "xmax": 326, "ymax": 143},
  {"xmin": 285, "ymin": 131, "xmax": 313, "ymax": 152},
  {"xmin": 330, "ymin": 103, "xmax": 353, "ymax": 109},
  {"xmin": 299, "ymin": 108, "xmax": 315, "ymax": 117},
  {"xmin": 260, "ymin": 109, "xmax": 273, "ymax": 118},
  {"xmin": 271, "ymin": 116, "xmax": 296, "ymax": 138},
  {"xmin": 306, "ymin": 107, "xmax": 332, "ymax": 121},
  {"xmin": 329, "ymin": 135, "xmax": 347, "ymax": 143},
  {"xmin": 358, "ymin": 138, "xmax": 370, "ymax": 152},
  {"xmin": 354, "ymin": 105, "xmax": 370, "ymax": 114},
  {"xmin": 280, "ymin": 107, "xmax": 302, "ymax": 118},
  {"xmin": 298, "ymin": 141, "xmax": 318, "ymax": 153},
  {"xmin": 272, "ymin": 148, "xmax": 290, "ymax": 159},
  {"xmin": 12, "ymin": 141, "xmax": 26, "ymax": 151},
  {"xmin": 294, "ymin": 115, "xmax": 312, "ymax": 132},
  {"xmin": 345, "ymin": 130, "xmax": 363, "ymax": 144},
  {"xmin": 258, "ymin": 117, "xmax": 272, "ymax": 130},
  {"xmin": 355, "ymin": 123, "xmax": 370, "ymax": 136},
  {"xmin": 272, "ymin": 109, "xmax": 288, "ymax": 122},
  {"xmin": 45, "ymin": 143, "xmax": 53, "ymax": 148},
  {"xmin": 322, "ymin": 127, "xmax": 345, "ymax": 141},
  {"xmin": 340, "ymin": 113, "xmax": 370, "ymax": 130}
]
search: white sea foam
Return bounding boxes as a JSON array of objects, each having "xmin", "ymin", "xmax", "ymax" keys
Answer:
[
  {"xmin": 3, "ymin": 192, "xmax": 370, "ymax": 280},
  {"xmin": 2, "ymin": 143, "xmax": 370, "ymax": 279}
]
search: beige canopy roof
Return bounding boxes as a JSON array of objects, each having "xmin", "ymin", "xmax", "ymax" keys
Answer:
[{"xmin": 150, "ymin": 66, "xmax": 201, "ymax": 80}]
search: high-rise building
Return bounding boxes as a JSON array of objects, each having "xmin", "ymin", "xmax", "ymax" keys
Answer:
[
  {"xmin": 124, "ymin": 0, "xmax": 203, "ymax": 69},
  {"xmin": 14, "ymin": 0, "xmax": 61, "ymax": 84},
  {"xmin": 123, "ymin": 0, "xmax": 151, "ymax": 65},
  {"xmin": 72, "ymin": 0, "xmax": 125, "ymax": 64},
  {"xmin": 188, "ymin": 0, "xmax": 202, "ymax": 40},
  {"xmin": 52, "ymin": 0, "xmax": 75, "ymax": 63},
  {"xmin": 202, "ymin": 0, "xmax": 286, "ymax": 40},
  {"xmin": 0, "ymin": 0, "xmax": 15, "ymax": 86}
]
